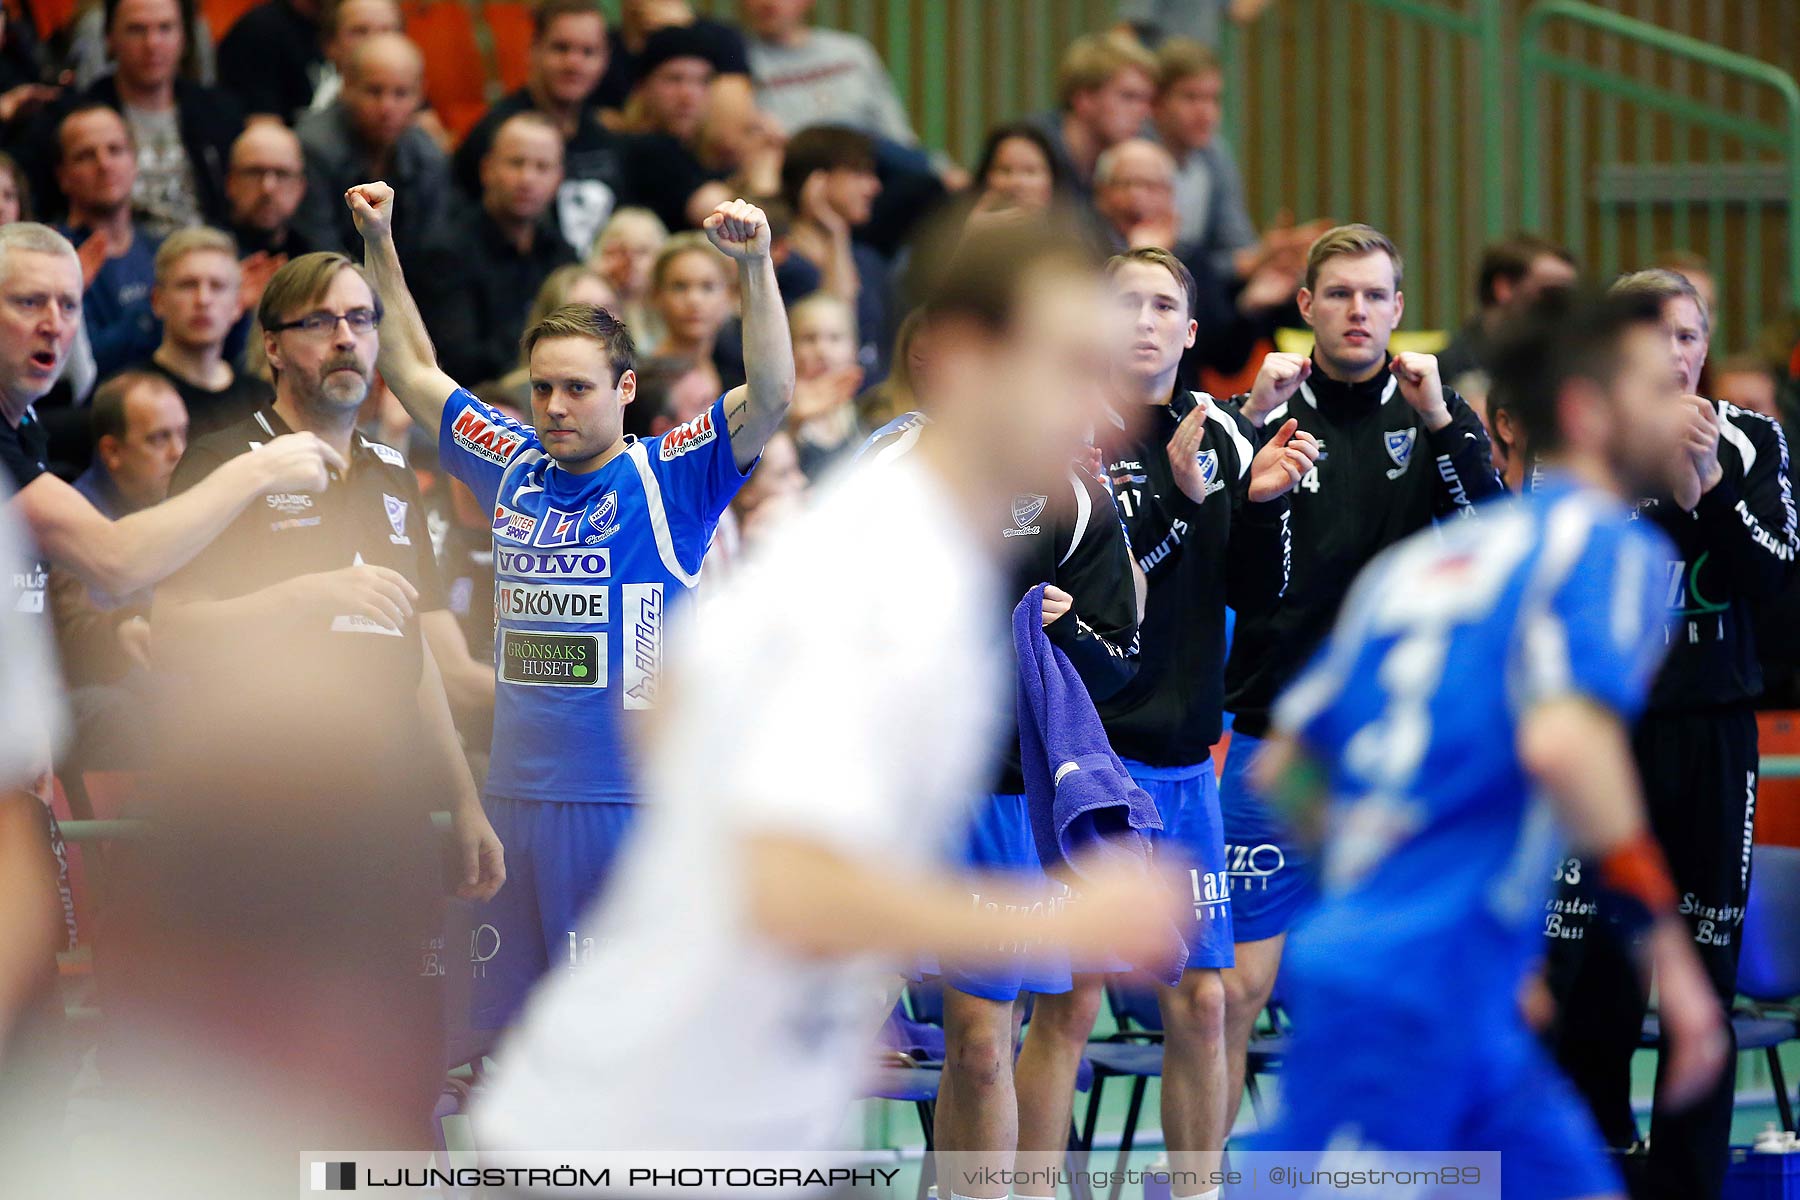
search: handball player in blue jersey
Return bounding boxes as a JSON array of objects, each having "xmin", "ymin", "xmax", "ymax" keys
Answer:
[
  {"xmin": 1249, "ymin": 290, "xmax": 1727, "ymax": 1199},
  {"xmin": 346, "ymin": 180, "xmax": 793, "ymax": 1032}
]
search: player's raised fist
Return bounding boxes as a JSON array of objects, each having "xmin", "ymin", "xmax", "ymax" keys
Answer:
[
  {"xmin": 1391, "ymin": 350, "xmax": 1450, "ymax": 430},
  {"xmin": 702, "ymin": 198, "xmax": 772, "ymax": 261},
  {"xmin": 1244, "ymin": 351, "xmax": 1311, "ymax": 427},
  {"xmin": 345, "ymin": 182, "xmax": 395, "ymax": 242}
]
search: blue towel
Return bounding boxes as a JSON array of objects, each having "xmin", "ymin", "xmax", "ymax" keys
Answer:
[{"xmin": 1013, "ymin": 585, "xmax": 1187, "ymax": 984}]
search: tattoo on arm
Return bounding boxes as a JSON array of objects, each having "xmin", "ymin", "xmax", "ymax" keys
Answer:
[{"xmin": 727, "ymin": 393, "xmax": 750, "ymax": 435}]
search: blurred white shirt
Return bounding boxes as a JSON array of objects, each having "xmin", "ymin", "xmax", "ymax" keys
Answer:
[
  {"xmin": 475, "ymin": 452, "xmax": 1006, "ymax": 1160},
  {"xmin": 1, "ymin": 482, "xmax": 65, "ymax": 788}
]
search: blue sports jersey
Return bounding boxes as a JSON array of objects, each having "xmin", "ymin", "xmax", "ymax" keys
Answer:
[
  {"xmin": 437, "ymin": 388, "xmax": 752, "ymax": 802},
  {"xmin": 1273, "ymin": 473, "xmax": 1675, "ymax": 1025}
]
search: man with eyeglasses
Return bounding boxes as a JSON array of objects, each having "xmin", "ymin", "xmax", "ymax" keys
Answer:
[
  {"xmin": 225, "ymin": 123, "xmax": 315, "ymax": 264},
  {"xmin": 152, "ymin": 249, "xmax": 505, "ymax": 908}
]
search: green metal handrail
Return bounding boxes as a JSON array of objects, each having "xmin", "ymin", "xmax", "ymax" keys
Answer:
[{"xmin": 1520, "ymin": 0, "xmax": 1800, "ymax": 313}]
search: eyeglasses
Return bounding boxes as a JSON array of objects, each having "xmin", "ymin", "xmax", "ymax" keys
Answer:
[{"xmin": 268, "ymin": 307, "xmax": 381, "ymax": 336}]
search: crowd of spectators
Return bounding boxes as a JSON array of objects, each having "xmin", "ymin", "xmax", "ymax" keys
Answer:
[
  {"xmin": 0, "ymin": 0, "xmax": 1793, "ymax": 788},
  {"xmin": 0, "ymin": 0, "xmax": 1793, "ymax": 766}
]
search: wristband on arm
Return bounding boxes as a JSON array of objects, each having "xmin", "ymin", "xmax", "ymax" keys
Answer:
[{"xmin": 1596, "ymin": 830, "xmax": 1678, "ymax": 941}]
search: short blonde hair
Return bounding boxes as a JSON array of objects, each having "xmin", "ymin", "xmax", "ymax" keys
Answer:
[
  {"xmin": 154, "ymin": 226, "xmax": 239, "ymax": 285},
  {"xmin": 1611, "ymin": 267, "xmax": 1710, "ymax": 335},
  {"xmin": 1056, "ymin": 30, "xmax": 1157, "ymax": 111},
  {"xmin": 1305, "ymin": 223, "xmax": 1404, "ymax": 292},
  {"xmin": 650, "ymin": 232, "xmax": 730, "ymax": 292},
  {"xmin": 789, "ymin": 292, "xmax": 857, "ymax": 342},
  {"xmin": 590, "ymin": 205, "xmax": 669, "ymax": 260},
  {"xmin": 0, "ymin": 222, "xmax": 76, "ymax": 294}
]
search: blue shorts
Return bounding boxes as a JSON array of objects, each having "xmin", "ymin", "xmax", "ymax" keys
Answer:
[
  {"xmin": 932, "ymin": 792, "xmax": 1070, "ymax": 1003},
  {"xmin": 1257, "ymin": 1012, "xmax": 1620, "ymax": 1200},
  {"xmin": 469, "ymin": 797, "xmax": 639, "ymax": 1033},
  {"xmin": 1126, "ymin": 758, "xmax": 1234, "ymax": 970},
  {"xmin": 1218, "ymin": 731, "xmax": 1317, "ymax": 942}
]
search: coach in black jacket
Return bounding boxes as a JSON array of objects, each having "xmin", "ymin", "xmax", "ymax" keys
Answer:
[{"xmin": 1214, "ymin": 223, "xmax": 1505, "ymax": 1126}]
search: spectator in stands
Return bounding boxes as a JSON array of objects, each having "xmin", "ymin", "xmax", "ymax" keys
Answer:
[
  {"xmin": 1092, "ymin": 137, "xmax": 1295, "ymax": 378},
  {"xmin": 0, "ymin": 16, "xmax": 58, "ymax": 152},
  {"xmin": 1713, "ymin": 353, "xmax": 1783, "ymax": 422},
  {"xmin": 294, "ymin": 32, "xmax": 448, "ymax": 263},
  {"xmin": 624, "ymin": 354, "xmax": 709, "ymax": 443},
  {"xmin": 690, "ymin": 77, "xmax": 785, "ymax": 199},
  {"xmin": 1029, "ymin": 30, "xmax": 1157, "ymax": 197},
  {"xmin": 618, "ymin": 25, "xmax": 718, "ymax": 146},
  {"xmin": 1152, "ymin": 36, "xmax": 1325, "ymax": 287},
  {"xmin": 727, "ymin": 426, "xmax": 802, "ymax": 545},
  {"xmin": 454, "ymin": 0, "xmax": 710, "ymax": 251},
  {"xmin": 85, "ymin": 0, "xmax": 245, "ymax": 235},
  {"xmin": 224, "ymin": 122, "xmax": 312, "ymax": 261},
  {"xmin": 593, "ymin": 0, "xmax": 748, "ymax": 113},
  {"xmin": 64, "ymin": 0, "xmax": 216, "ymax": 93},
  {"xmin": 649, "ymin": 231, "xmax": 740, "ymax": 393},
  {"xmin": 0, "ymin": 152, "xmax": 29, "ymax": 223},
  {"xmin": 216, "ymin": 0, "xmax": 325, "ymax": 124},
  {"xmin": 306, "ymin": 0, "xmax": 402, "ymax": 114},
  {"xmin": 971, "ymin": 123, "xmax": 1064, "ymax": 213},
  {"xmin": 1092, "ymin": 136, "xmax": 1180, "ymax": 252},
  {"xmin": 47, "ymin": 370, "xmax": 187, "ymax": 766},
  {"xmin": 1437, "ymin": 232, "xmax": 1578, "ymax": 383},
  {"xmin": 741, "ymin": 0, "xmax": 918, "ymax": 149},
  {"xmin": 55, "ymin": 103, "xmax": 160, "ymax": 379},
  {"xmin": 855, "ymin": 305, "xmax": 928, "ymax": 429},
  {"xmin": 477, "ymin": 261, "xmax": 618, "ymax": 408},
  {"xmin": 1116, "ymin": 0, "xmax": 1273, "ymax": 48},
  {"xmin": 785, "ymin": 291, "xmax": 862, "ymax": 477},
  {"xmin": 416, "ymin": 112, "xmax": 576, "ymax": 387},
  {"xmin": 144, "ymin": 226, "xmax": 274, "ymax": 436},
  {"xmin": 775, "ymin": 124, "xmax": 886, "ymax": 376},
  {"xmin": 591, "ymin": 205, "xmax": 668, "ymax": 346}
]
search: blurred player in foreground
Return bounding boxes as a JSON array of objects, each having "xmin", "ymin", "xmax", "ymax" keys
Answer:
[
  {"xmin": 1251, "ymin": 289, "xmax": 1727, "ymax": 1199},
  {"xmin": 473, "ymin": 217, "xmax": 1184, "ymax": 1188}
]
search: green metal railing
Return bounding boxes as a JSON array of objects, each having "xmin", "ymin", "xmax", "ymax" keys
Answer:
[
  {"xmin": 1220, "ymin": 0, "xmax": 1508, "ymax": 332},
  {"xmin": 1519, "ymin": 1, "xmax": 1800, "ymax": 348}
]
